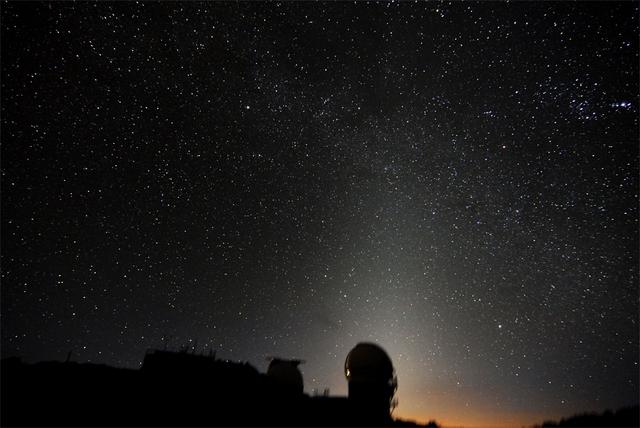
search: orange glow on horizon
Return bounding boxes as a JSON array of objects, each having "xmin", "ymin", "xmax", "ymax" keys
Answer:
[
  {"xmin": 390, "ymin": 388, "xmax": 564, "ymax": 428},
  {"xmin": 395, "ymin": 408, "xmax": 542, "ymax": 428}
]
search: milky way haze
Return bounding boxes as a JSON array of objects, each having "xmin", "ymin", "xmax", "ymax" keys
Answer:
[{"xmin": 1, "ymin": 2, "xmax": 638, "ymax": 426}]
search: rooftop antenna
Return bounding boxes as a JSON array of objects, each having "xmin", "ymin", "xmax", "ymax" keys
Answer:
[{"xmin": 65, "ymin": 350, "xmax": 72, "ymax": 363}]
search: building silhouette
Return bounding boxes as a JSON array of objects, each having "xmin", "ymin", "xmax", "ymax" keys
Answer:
[
  {"xmin": 1, "ymin": 342, "xmax": 423, "ymax": 427},
  {"xmin": 345, "ymin": 342, "xmax": 398, "ymax": 424},
  {"xmin": 266, "ymin": 357, "xmax": 305, "ymax": 396}
]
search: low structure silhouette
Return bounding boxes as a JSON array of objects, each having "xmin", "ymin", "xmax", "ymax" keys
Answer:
[
  {"xmin": 1, "ymin": 342, "xmax": 434, "ymax": 427},
  {"xmin": 266, "ymin": 357, "xmax": 305, "ymax": 396}
]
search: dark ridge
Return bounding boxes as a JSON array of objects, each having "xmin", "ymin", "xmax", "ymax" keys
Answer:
[
  {"xmin": 1, "ymin": 344, "xmax": 439, "ymax": 427},
  {"xmin": 536, "ymin": 405, "xmax": 639, "ymax": 428}
]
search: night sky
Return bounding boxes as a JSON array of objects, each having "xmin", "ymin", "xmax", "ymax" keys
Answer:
[{"xmin": 1, "ymin": 2, "xmax": 638, "ymax": 427}]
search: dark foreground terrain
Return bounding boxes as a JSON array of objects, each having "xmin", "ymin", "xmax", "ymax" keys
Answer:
[
  {"xmin": 2, "ymin": 350, "xmax": 637, "ymax": 427},
  {"xmin": 1, "ymin": 350, "xmax": 435, "ymax": 427},
  {"xmin": 537, "ymin": 405, "xmax": 639, "ymax": 428}
]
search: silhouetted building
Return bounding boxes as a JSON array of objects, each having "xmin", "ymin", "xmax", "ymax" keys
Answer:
[
  {"xmin": 1, "ymin": 343, "xmax": 427, "ymax": 427},
  {"xmin": 345, "ymin": 342, "xmax": 398, "ymax": 424},
  {"xmin": 266, "ymin": 357, "xmax": 304, "ymax": 395}
]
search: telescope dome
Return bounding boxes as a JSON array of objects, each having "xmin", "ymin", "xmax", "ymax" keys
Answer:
[
  {"xmin": 344, "ymin": 342, "xmax": 394, "ymax": 384},
  {"xmin": 267, "ymin": 358, "xmax": 304, "ymax": 394}
]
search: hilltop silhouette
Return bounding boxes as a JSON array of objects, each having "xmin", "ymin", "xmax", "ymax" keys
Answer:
[
  {"xmin": 537, "ymin": 405, "xmax": 639, "ymax": 428},
  {"xmin": 1, "ymin": 342, "xmax": 438, "ymax": 427},
  {"xmin": 3, "ymin": 343, "xmax": 635, "ymax": 427}
]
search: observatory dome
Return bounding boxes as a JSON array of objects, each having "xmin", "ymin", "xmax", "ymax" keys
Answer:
[
  {"xmin": 267, "ymin": 358, "xmax": 303, "ymax": 394},
  {"xmin": 344, "ymin": 342, "xmax": 394, "ymax": 384}
]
